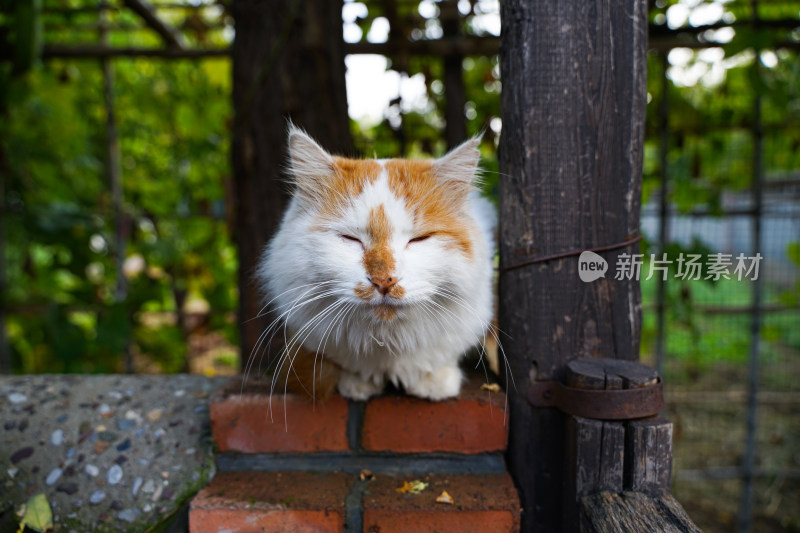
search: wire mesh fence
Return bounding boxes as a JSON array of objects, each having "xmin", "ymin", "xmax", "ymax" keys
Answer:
[{"xmin": 640, "ymin": 40, "xmax": 800, "ymax": 532}]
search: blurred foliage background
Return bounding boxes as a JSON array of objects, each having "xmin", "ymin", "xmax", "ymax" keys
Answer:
[
  {"xmin": 1, "ymin": 56, "xmax": 237, "ymax": 374},
  {"xmin": 0, "ymin": 1, "xmax": 799, "ymax": 529}
]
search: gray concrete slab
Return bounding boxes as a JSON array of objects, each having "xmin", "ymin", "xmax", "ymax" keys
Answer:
[{"xmin": 1, "ymin": 374, "xmax": 227, "ymax": 532}]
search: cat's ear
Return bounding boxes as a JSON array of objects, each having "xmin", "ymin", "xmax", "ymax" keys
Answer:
[
  {"xmin": 434, "ymin": 136, "xmax": 482, "ymax": 188},
  {"xmin": 287, "ymin": 125, "xmax": 334, "ymax": 200}
]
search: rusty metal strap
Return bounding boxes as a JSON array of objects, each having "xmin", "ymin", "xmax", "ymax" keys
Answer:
[{"xmin": 527, "ymin": 379, "xmax": 664, "ymax": 420}]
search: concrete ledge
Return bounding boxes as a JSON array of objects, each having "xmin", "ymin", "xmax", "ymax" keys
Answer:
[{"xmin": 0, "ymin": 374, "xmax": 227, "ymax": 532}]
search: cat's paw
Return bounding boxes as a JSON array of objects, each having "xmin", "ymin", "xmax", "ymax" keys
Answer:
[
  {"xmin": 337, "ymin": 371, "xmax": 385, "ymax": 401},
  {"xmin": 405, "ymin": 366, "xmax": 463, "ymax": 401}
]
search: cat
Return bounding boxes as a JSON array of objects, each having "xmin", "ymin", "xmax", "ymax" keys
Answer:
[{"xmin": 255, "ymin": 126, "xmax": 497, "ymax": 402}]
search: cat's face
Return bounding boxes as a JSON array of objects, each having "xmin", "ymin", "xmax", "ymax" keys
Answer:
[{"xmin": 287, "ymin": 128, "xmax": 482, "ymax": 322}]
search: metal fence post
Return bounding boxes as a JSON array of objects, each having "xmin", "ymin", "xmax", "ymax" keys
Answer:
[
  {"xmin": 737, "ymin": 48, "xmax": 764, "ymax": 533},
  {"xmin": 655, "ymin": 52, "xmax": 670, "ymax": 376}
]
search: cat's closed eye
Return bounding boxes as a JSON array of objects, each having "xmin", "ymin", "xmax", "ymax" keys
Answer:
[
  {"xmin": 340, "ymin": 234, "xmax": 363, "ymax": 246},
  {"xmin": 408, "ymin": 234, "xmax": 433, "ymax": 244}
]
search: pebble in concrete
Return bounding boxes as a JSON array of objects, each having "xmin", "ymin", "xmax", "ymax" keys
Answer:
[
  {"xmin": 45, "ymin": 468, "xmax": 62, "ymax": 486},
  {"xmin": 8, "ymin": 392, "xmax": 27, "ymax": 404},
  {"xmin": 132, "ymin": 476, "xmax": 143, "ymax": 496},
  {"xmin": 108, "ymin": 464, "xmax": 123, "ymax": 485},
  {"xmin": 118, "ymin": 509, "xmax": 140, "ymax": 523}
]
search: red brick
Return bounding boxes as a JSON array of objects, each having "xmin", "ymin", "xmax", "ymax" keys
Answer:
[
  {"xmin": 210, "ymin": 378, "xmax": 349, "ymax": 453},
  {"xmin": 362, "ymin": 473, "xmax": 520, "ymax": 533},
  {"xmin": 190, "ymin": 471, "xmax": 350, "ymax": 533},
  {"xmin": 362, "ymin": 378, "xmax": 508, "ymax": 453}
]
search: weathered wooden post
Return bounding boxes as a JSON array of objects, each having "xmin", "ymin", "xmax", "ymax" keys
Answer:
[
  {"xmin": 231, "ymin": 0, "xmax": 354, "ymax": 361},
  {"xmin": 498, "ymin": 1, "xmax": 647, "ymax": 530},
  {"xmin": 554, "ymin": 359, "xmax": 676, "ymax": 531}
]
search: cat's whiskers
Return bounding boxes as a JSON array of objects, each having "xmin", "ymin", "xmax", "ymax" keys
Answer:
[
  {"xmin": 275, "ymin": 289, "xmax": 350, "ymax": 370},
  {"xmin": 270, "ymin": 297, "xmax": 351, "ymax": 425},
  {"xmin": 434, "ymin": 286, "xmax": 516, "ymax": 390},
  {"xmin": 317, "ymin": 301, "xmax": 359, "ymax": 398},
  {"xmin": 242, "ymin": 284, "xmax": 346, "ymax": 395},
  {"xmin": 243, "ymin": 286, "xmax": 341, "ymax": 393},
  {"xmin": 310, "ymin": 300, "xmax": 355, "ymax": 402},
  {"xmin": 269, "ymin": 291, "xmax": 348, "ymax": 390},
  {"xmin": 275, "ymin": 298, "xmax": 352, "ymax": 425},
  {"xmin": 243, "ymin": 280, "xmax": 338, "ymax": 387},
  {"xmin": 433, "ymin": 286, "xmax": 515, "ymax": 419},
  {"xmin": 417, "ymin": 300, "xmax": 454, "ymax": 343},
  {"xmin": 415, "ymin": 296, "xmax": 498, "ymax": 406},
  {"xmin": 246, "ymin": 280, "xmax": 339, "ymax": 323}
]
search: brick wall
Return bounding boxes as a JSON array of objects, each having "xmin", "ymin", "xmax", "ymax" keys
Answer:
[{"xmin": 190, "ymin": 377, "xmax": 521, "ymax": 532}]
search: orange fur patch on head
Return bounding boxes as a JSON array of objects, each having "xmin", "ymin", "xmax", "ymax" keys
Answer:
[
  {"xmin": 363, "ymin": 205, "xmax": 396, "ymax": 278},
  {"xmin": 360, "ymin": 205, "xmax": 405, "ymax": 321},
  {"xmin": 384, "ymin": 159, "xmax": 474, "ymax": 259},
  {"xmin": 316, "ymin": 158, "xmax": 382, "ymax": 217},
  {"xmin": 367, "ymin": 204, "xmax": 392, "ymax": 242}
]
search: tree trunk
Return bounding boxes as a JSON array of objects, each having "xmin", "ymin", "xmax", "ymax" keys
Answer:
[
  {"xmin": 232, "ymin": 0, "xmax": 354, "ymax": 366},
  {"xmin": 498, "ymin": 1, "xmax": 647, "ymax": 531},
  {"xmin": 441, "ymin": 0, "xmax": 467, "ymax": 149}
]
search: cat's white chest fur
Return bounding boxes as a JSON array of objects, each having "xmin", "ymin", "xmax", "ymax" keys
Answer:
[{"xmin": 258, "ymin": 127, "xmax": 496, "ymax": 401}]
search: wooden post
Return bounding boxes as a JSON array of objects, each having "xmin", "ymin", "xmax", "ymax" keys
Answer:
[
  {"xmin": 580, "ymin": 492, "xmax": 701, "ymax": 533},
  {"xmin": 562, "ymin": 359, "xmax": 670, "ymax": 530},
  {"xmin": 499, "ymin": 1, "xmax": 647, "ymax": 530},
  {"xmin": 231, "ymin": 0, "xmax": 354, "ymax": 364},
  {"xmin": 440, "ymin": 0, "xmax": 467, "ymax": 149},
  {"xmin": 625, "ymin": 417, "xmax": 673, "ymax": 493}
]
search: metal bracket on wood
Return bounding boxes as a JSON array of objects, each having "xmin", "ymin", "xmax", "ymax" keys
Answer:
[{"xmin": 527, "ymin": 379, "xmax": 664, "ymax": 420}]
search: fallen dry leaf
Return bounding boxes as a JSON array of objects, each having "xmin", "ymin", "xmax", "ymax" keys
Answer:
[
  {"xmin": 436, "ymin": 490, "xmax": 454, "ymax": 505},
  {"xmin": 396, "ymin": 480, "xmax": 428, "ymax": 494},
  {"xmin": 16, "ymin": 493, "xmax": 53, "ymax": 532},
  {"xmin": 481, "ymin": 383, "xmax": 501, "ymax": 393}
]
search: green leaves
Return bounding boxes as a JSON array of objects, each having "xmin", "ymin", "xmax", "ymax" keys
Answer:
[{"xmin": 2, "ymin": 54, "xmax": 236, "ymax": 373}]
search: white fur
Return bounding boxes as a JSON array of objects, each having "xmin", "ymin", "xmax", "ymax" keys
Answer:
[{"xmin": 257, "ymin": 129, "xmax": 496, "ymax": 401}]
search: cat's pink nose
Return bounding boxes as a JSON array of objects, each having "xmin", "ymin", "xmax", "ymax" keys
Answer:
[{"xmin": 370, "ymin": 275, "xmax": 397, "ymax": 296}]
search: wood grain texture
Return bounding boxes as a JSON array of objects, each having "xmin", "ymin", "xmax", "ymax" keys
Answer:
[
  {"xmin": 231, "ymin": 0, "xmax": 354, "ymax": 361},
  {"xmin": 565, "ymin": 417, "xmax": 625, "ymax": 531},
  {"xmin": 565, "ymin": 359, "xmax": 659, "ymax": 391},
  {"xmin": 499, "ymin": 1, "xmax": 647, "ymax": 530},
  {"xmin": 579, "ymin": 491, "xmax": 701, "ymax": 533},
  {"xmin": 625, "ymin": 417, "xmax": 674, "ymax": 493}
]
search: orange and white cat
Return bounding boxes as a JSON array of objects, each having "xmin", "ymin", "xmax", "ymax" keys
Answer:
[{"xmin": 257, "ymin": 126, "xmax": 496, "ymax": 401}]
